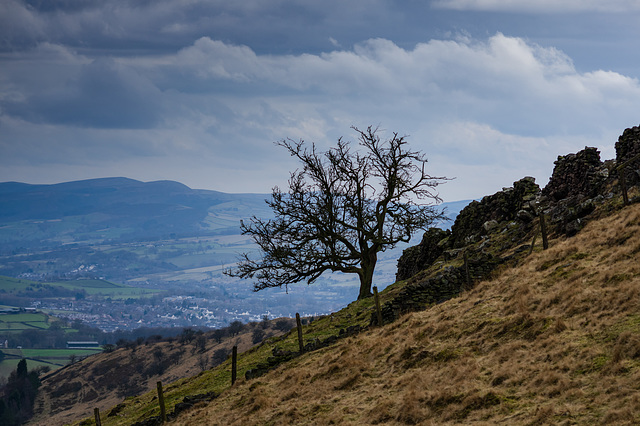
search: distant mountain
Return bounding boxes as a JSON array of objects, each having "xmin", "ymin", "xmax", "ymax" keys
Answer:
[{"xmin": 0, "ymin": 177, "xmax": 273, "ymax": 245}]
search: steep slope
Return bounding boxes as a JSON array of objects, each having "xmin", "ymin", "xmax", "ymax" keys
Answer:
[
  {"xmin": 55, "ymin": 197, "xmax": 640, "ymax": 426},
  {"xmin": 173, "ymin": 201, "xmax": 640, "ymax": 425},
  {"xmin": 29, "ymin": 320, "xmax": 294, "ymax": 426}
]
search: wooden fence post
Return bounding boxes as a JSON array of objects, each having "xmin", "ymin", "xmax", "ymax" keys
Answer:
[
  {"xmin": 539, "ymin": 212, "xmax": 549, "ymax": 250},
  {"xmin": 231, "ymin": 346, "xmax": 238, "ymax": 385},
  {"xmin": 296, "ymin": 313, "xmax": 304, "ymax": 354},
  {"xmin": 156, "ymin": 381, "xmax": 166, "ymax": 423},
  {"xmin": 616, "ymin": 152, "xmax": 640, "ymax": 206},
  {"xmin": 528, "ymin": 232, "xmax": 538, "ymax": 256},
  {"xmin": 463, "ymin": 251, "xmax": 471, "ymax": 288},
  {"xmin": 373, "ymin": 286, "xmax": 383, "ymax": 326},
  {"xmin": 94, "ymin": 407, "xmax": 101, "ymax": 426},
  {"xmin": 620, "ymin": 169, "xmax": 629, "ymax": 206}
]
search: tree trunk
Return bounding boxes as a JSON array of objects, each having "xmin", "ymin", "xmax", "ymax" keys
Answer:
[
  {"xmin": 357, "ymin": 252, "xmax": 377, "ymax": 300},
  {"xmin": 357, "ymin": 273, "xmax": 373, "ymax": 300}
]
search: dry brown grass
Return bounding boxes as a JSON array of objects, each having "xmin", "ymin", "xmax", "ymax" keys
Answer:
[
  {"xmin": 167, "ymin": 203, "xmax": 640, "ymax": 425},
  {"xmin": 30, "ymin": 322, "xmax": 289, "ymax": 426}
]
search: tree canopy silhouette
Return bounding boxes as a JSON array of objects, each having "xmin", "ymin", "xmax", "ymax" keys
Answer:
[{"xmin": 227, "ymin": 126, "xmax": 449, "ymax": 300}]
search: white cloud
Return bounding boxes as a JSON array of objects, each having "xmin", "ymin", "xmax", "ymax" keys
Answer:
[
  {"xmin": 162, "ymin": 33, "xmax": 640, "ymax": 137},
  {"xmin": 433, "ymin": 0, "xmax": 640, "ymax": 13}
]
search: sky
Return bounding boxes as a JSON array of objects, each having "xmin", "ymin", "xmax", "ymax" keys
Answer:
[{"xmin": 1, "ymin": 0, "xmax": 640, "ymax": 202}]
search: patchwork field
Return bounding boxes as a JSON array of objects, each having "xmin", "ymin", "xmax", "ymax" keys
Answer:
[
  {"xmin": 0, "ymin": 348, "xmax": 103, "ymax": 378},
  {"xmin": 0, "ymin": 312, "xmax": 50, "ymax": 333},
  {"xmin": 0, "ymin": 275, "xmax": 161, "ymax": 300}
]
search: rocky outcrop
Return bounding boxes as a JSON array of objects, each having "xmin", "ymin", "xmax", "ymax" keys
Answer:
[
  {"xmin": 396, "ymin": 228, "xmax": 450, "ymax": 282},
  {"xmin": 541, "ymin": 146, "xmax": 612, "ymax": 237},
  {"xmin": 542, "ymin": 147, "xmax": 607, "ymax": 202},
  {"xmin": 615, "ymin": 126, "xmax": 640, "ymax": 186},
  {"xmin": 395, "ymin": 177, "xmax": 540, "ymax": 285},
  {"xmin": 391, "ymin": 126, "xmax": 640, "ymax": 321},
  {"xmin": 449, "ymin": 177, "xmax": 540, "ymax": 248}
]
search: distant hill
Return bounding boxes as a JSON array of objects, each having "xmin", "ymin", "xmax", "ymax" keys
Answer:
[{"xmin": 0, "ymin": 178, "xmax": 273, "ymax": 244}]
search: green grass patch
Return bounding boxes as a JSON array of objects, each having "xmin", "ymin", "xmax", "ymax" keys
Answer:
[
  {"xmin": 0, "ymin": 348, "xmax": 103, "ymax": 380},
  {"xmin": 0, "ymin": 313, "xmax": 46, "ymax": 322},
  {"xmin": 49, "ymin": 279, "xmax": 122, "ymax": 289},
  {"xmin": 0, "ymin": 312, "xmax": 51, "ymax": 332},
  {"xmin": 21, "ymin": 348, "xmax": 102, "ymax": 358}
]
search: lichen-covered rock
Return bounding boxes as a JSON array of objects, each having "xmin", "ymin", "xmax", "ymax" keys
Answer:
[
  {"xmin": 542, "ymin": 147, "xmax": 606, "ymax": 202},
  {"xmin": 449, "ymin": 177, "xmax": 540, "ymax": 248},
  {"xmin": 396, "ymin": 228, "xmax": 450, "ymax": 281},
  {"xmin": 615, "ymin": 125, "xmax": 640, "ymax": 186}
]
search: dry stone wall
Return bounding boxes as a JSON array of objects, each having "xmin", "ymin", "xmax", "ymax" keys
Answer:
[
  {"xmin": 390, "ymin": 125, "xmax": 640, "ymax": 323},
  {"xmin": 541, "ymin": 147, "xmax": 607, "ymax": 202},
  {"xmin": 616, "ymin": 125, "xmax": 640, "ymax": 187}
]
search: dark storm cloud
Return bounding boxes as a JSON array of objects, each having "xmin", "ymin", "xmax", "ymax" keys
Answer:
[
  {"xmin": 5, "ymin": 57, "xmax": 165, "ymax": 128},
  {"xmin": 0, "ymin": 0, "xmax": 410, "ymax": 54}
]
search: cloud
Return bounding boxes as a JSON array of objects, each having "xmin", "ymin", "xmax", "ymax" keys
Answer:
[
  {"xmin": 4, "ymin": 54, "xmax": 166, "ymax": 129},
  {"xmin": 160, "ymin": 33, "xmax": 640, "ymax": 137},
  {"xmin": 2, "ymin": 32, "xmax": 640, "ymax": 200},
  {"xmin": 432, "ymin": 0, "xmax": 640, "ymax": 13},
  {"xmin": 0, "ymin": 0, "xmax": 403, "ymax": 54}
]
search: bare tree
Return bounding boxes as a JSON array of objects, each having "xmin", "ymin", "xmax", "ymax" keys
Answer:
[{"xmin": 227, "ymin": 126, "xmax": 448, "ymax": 300}]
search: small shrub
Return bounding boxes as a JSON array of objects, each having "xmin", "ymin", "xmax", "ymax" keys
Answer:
[{"xmin": 252, "ymin": 328, "xmax": 266, "ymax": 344}]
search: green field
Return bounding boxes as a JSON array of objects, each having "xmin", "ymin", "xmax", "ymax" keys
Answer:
[
  {"xmin": 0, "ymin": 312, "xmax": 51, "ymax": 333},
  {"xmin": 0, "ymin": 348, "xmax": 102, "ymax": 379},
  {"xmin": 20, "ymin": 348, "xmax": 102, "ymax": 359},
  {"xmin": 0, "ymin": 275, "xmax": 161, "ymax": 299}
]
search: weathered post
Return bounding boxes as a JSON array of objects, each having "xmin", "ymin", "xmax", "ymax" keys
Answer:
[
  {"xmin": 231, "ymin": 346, "xmax": 238, "ymax": 385},
  {"xmin": 373, "ymin": 286, "xmax": 383, "ymax": 326},
  {"xmin": 620, "ymin": 168, "xmax": 629, "ymax": 206},
  {"xmin": 463, "ymin": 251, "xmax": 471, "ymax": 288},
  {"xmin": 540, "ymin": 212, "xmax": 549, "ymax": 250},
  {"xmin": 94, "ymin": 407, "xmax": 102, "ymax": 426},
  {"xmin": 528, "ymin": 232, "xmax": 538, "ymax": 256},
  {"xmin": 296, "ymin": 313, "xmax": 304, "ymax": 354},
  {"xmin": 156, "ymin": 381, "xmax": 166, "ymax": 423},
  {"xmin": 616, "ymin": 152, "xmax": 640, "ymax": 206}
]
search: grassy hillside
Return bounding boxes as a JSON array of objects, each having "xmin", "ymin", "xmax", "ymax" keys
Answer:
[
  {"xmin": 43, "ymin": 198, "xmax": 639, "ymax": 425},
  {"xmin": 170, "ymin": 201, "xmax": 640, "ymax": 425},
  {"xmin": 30, "ymin": 320, "xmax": 295, "ymax": 426}
]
